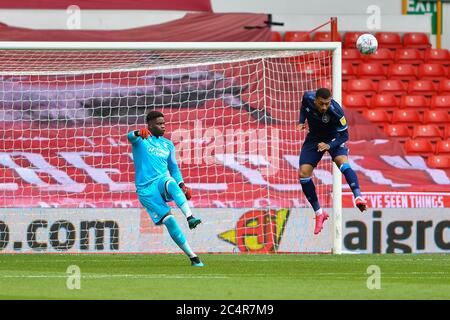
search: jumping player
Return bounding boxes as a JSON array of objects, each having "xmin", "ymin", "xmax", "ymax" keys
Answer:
[
  {"xmin": 128, "ymin": 110, "xmax": 204, "ymax": 266},
  {"xmin": 298, "ymin": 88, "xmax": 367, "ymax": 235}
]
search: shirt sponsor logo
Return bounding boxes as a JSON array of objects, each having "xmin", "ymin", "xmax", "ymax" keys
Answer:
[{"xmin": 147, "ymin": 145, "xmax": 170, "ymax": 158}]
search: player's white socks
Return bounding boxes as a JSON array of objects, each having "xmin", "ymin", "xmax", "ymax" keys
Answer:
[
  {"xmin": 315, "ymin": 208, "xmax": 323, "ymax": 216},
  {"xmin": 180, "ymin": 202, "xmax": 193, "ymax": 218}
]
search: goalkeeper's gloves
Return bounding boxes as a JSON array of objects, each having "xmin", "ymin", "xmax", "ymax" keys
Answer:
[
  {"xmin": 137, "ymin": 128, "xmax": 151, "ymax": 139},
  {"xmin": 179, "ymin": 183, "xmax": 192, "ymax": 200}
]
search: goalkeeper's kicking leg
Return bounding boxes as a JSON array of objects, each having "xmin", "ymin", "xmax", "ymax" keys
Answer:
[
  {"xmin": 161, "ymin": 178, "xmax": 203, "ymax": 266},
  {"xmin": 162, "ymin": 178, "xmax": 202, "ymax": 229},
  {"xmin": 139, "ymin": 177, "xmax": 204, "ymax": 267}
]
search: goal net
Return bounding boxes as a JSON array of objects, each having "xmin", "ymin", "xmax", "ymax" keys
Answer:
[{"xmin": 0, "ymin": 42, "xmax": 341, "ymax": 254}]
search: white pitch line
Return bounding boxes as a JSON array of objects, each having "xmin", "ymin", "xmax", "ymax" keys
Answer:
[{"xmin": 0, "ymin": 273, "xmax": 229, "ymax": 279}]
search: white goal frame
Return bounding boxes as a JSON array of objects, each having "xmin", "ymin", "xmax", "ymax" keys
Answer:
[{"xmin": 0, "ymin": 41, "xmax": 343, "ymax": 254}]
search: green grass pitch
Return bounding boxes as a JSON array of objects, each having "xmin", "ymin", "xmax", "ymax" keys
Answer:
[{"xmin": 0, "ymin": 253, "xmax": 449, "ymax": 300}]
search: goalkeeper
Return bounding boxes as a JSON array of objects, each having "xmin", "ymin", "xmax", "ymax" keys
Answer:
[
  {"xmin": 128, "ymin": 110, "xmax": 203, "ymax": 267},
  {"xmin": 298, "ymin": 88, "xmax": 367, "ymax": 235}
]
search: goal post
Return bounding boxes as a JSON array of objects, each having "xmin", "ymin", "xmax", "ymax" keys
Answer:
[{"xmin": 0, "ymin": 41, "xmax": 342, "ymax": 254}]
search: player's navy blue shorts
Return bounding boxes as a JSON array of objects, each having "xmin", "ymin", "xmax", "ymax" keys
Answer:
[
  {"xmin": 299, "ymin": 134, "xmax": 348, "ymax": 167},
  {"xmin": 137, "ymin": 176, "xmax": 175, "ymax": 225}
]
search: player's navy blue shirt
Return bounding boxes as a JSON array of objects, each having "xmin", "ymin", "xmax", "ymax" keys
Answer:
[{"xmin": 299, "ymin": 91, "xmax": 348, "ymax": 141}]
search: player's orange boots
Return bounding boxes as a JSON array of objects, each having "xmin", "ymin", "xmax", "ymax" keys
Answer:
[
  {"xmin": 314, "ymin": 211, "xmax": 329, "ymax": 235},
  {"xmin": 355, "ymin": 196, "xmax": 368, "ymax": 212}
]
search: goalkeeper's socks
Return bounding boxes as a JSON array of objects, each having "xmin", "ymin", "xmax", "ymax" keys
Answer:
[
  {"xmin": 166, "ymin": 180, "xmax": 192, "ymax": 218},
  {"xmin": 180, "ymin": 203, "xmax": 193, "ymax": 218},
  {"xmin": 339, "ymin": 163, "xmax": 362, "ymax": 198},
  {"xmin": 163, "ymin": 215, "xmax": 196, "ymax": 258},
  {"xmin": 300, "ymin": 177, "xmax": 321, "ymax": 212}
]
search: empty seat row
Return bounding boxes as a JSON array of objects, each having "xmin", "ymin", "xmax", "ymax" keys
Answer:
[
  {"xmin": 344, "ymin": 94, "xmax": 450, "ymax": 112},
  {"xmin": 342, "ymin": 62, "xmax": 449, "ymax": 81},
  {"xmin": 404, "ymin": 139, "xmax": 450, "ymax": 155},
  {"xmin": 384, "ymin": 125, "xmax": 450, "ymax": 142},
  {"xmin": 343, "ymin": 48, "xmax": 450, "ymax": 66},
  {"xmin": 282, "ymin": 31, "xmax": 431, "ymax": 50},
  {"xmin": 363, "ymin": 109, "xmax": 450, "ymax": 127},
  {"xmin": 344, "ymin": 79, "xmax": 450, "ymax": 96}
]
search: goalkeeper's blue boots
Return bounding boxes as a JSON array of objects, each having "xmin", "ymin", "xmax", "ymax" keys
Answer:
[
  {"xmin": 187, "ymin": 216, "xmax": 202, "ymax": 230},
  {"xmin": 190, "ymin": 256, "xmax": 204, "ymax": 267}
]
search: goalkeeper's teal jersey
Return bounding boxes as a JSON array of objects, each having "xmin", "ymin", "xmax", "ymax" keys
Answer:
[{"xmin": 127, "ymin": 131, "xmax": 183, "ymax": 193}]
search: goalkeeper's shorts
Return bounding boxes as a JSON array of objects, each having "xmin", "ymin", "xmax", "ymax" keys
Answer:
[
  {"xmin": 137, "ymin": 176, "xmax": 175, "ymax": 225},
  {"xmin": 299, "ymin": 135, "xmax": 348, "ymax": 168}
]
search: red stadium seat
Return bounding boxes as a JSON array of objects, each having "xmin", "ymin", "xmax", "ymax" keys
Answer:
[
  {"xmin": 342, "ymin": 61, "xmax": 357, "ymax": 80},
  {"xmin": 342, "ymin": 94, "xmax": 369, "ymax": 111},
  {"xmin": 384, "ymin": 124, "xmax": 411, "ymax": 141},
  {"xmin": 400, "ymin": 95, "xmax": 429, "ymax": 112},
  {"xmin": 364, "ymin": 48, "xmax": 395, "ymax": 65},
  {"xmin": 392, "ymin": 109, "xmax": 422, "ymax": 125},
  {"xmin": 357, "ymin": 62, "xmax": 387, "ymax": 80},
  {"xmin": 445, "ymin": 126, "xmax": 450, "ymax": 139},
  {"xmin": 423, "ymin": 109, "xmax": 450, "ymax": 125},
  {"xmin": 370, "ymin": 93, "xmax": 399, "ymax": 111},
  {"xmin": 427, "ymin": 155, "xmax": 450, "ymax": 168},
  {"xmin": 346, "ymin": 79, "xmax": 377, "ymax": 97},
  {"xmin": 438, "ymin": 79, "xmax": 450, "ymax": 94},
  {"xmin": 377, "ymin": 79, "xmax": 408, "ymax": 96},
  {"xmin": 284, "ymin": 31, "xmax": 310, "ymax": 42},
  {"xmin": 402, "ymin": 32, "xmax": 431, "ymax": 50},
  {"xmin": 375, "ymin": 32, "xmax": 402, "ymax": 50},
  {"xmin": 342, "ymin": 79, "xmax": 348, "ymax": 92},
  {"xmin": 436, "ymin": 140, "xmax": 450, "ymax": 154},
  {"xmin": 363, "ymin": 109, "xmax": 391, "ymax": 123},
  {"xmin": 271, "ymin": 31, "xmax": 282, "ymax": 42},
  {"xmin": 387, "ymin": 64, "xmax": 417, "ymax": 81},
  {"xmin": 430, "ymin": 95, "xmax": 450, "ymax": 109},
  {"xmin": 404, "ymin": 139, "xmax": 435, "ymax": 155},
  {"xmin": 412, "ymin": 124, "xmax": 442, "ymax": 141},
  {"xmin": 342, "ymin": 48, "xmax": 364, "ymax": 65},
  {"xmin": 408, "ymin": 80, "xmax": 437, "ymax": 96},
  {"xmin": 313, "ymin": 31, "xmax": 342, "ymax": 42},
  {"xmin": 343, "ymin": 32, "xmax": 366, "ymax": 48},
  {"xmin": 417, "ymin": 64, "xmax": 447, "ymax": 81},
  {"xmin": 424, "ymin": 48, "xmax": 450, "ymax": 65},
  {"xmin": 394, "ymin": 48, "xmax": 424, "ymax": 65}
]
